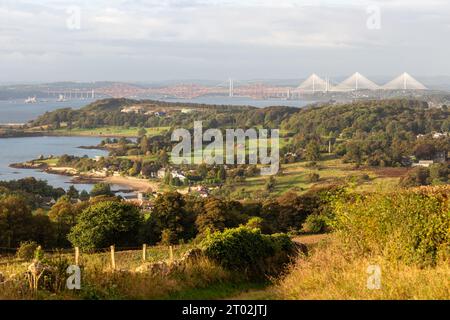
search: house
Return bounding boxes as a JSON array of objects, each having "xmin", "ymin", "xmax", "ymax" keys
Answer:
[
  {"xmin": 432, "ymin": 132, "xmax": 448, "ymax": 139},
  {"xmin": 412, "ymin": 160, "xmax": 434, "ymax": 168},
  {"xmin": 433, "ymin": 151, "xmax": 448, "ymax": 163},
  {"xmin": 190, "ymin": 185, "xmax": 210, "ymax": 198},
  {"xmin": 157, "ymin": 168, "xmax": 187, "ymax": 181},
  {"xmin": 172, "ymin": 171, "xmax": 187, "ymax": 181},
  {"xmin": 157, "ymin": 168, "xmax": 167, "ymax": 179},
  {"xmin": 120, "ymin": 105, "xmax": 144, "ymax": 114}
]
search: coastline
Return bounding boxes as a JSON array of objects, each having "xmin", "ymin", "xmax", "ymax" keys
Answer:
[
  {"xmin": 0, "ymin": 130, "xmax": 139, "ymax": 139},
  {"xmin": 9, "ymin": 160, "xmax": 160, "ymax": 193}
]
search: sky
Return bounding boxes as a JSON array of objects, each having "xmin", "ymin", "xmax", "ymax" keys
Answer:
[{"xmin": 0, "ymin": 0, "xmax": 449, "ymax": 83}]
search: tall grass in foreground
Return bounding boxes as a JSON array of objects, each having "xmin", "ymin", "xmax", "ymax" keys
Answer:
[
  {"xmin": 275, "ymin": 186, "xmax": 450, "ymax": 300},
  {"xmin": 276, "ymin": 239, "xmax": 450, "ymax": 300},
  {"xmin": 77, "ymin": 257, "xmax": 235, "ymax": 300},
  {"xmin": 0, "ymin": 256, "xmax": 241, "ymax": 300}
]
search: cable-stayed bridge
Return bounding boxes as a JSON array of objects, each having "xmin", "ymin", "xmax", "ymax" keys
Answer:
[
  {"xmin": 295, "ymin": 72, "xmax": 426, "ymax": 93},
  {"xmin": 44, "ymin": 73, "xmax": 428, "ymax": 100}
]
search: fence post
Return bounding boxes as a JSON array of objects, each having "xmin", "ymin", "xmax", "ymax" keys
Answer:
[
  {"xmin": 142, "ymin": 244, "xmax": 147, "ymax": 262},
  {"xmin": 75, "ymin": 247, "xmax": 79, "ymax": 266},
  {"xmin": 169, "ymin": 245, "xmax": 174, "ymax": 262},
  {"xmin": 110, "ymin": 245, "xmax": 116, "ymax": 270}
]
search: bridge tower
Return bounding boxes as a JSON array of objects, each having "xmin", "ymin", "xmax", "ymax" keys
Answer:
[{"xmin": 229, "ymin": 78, "xmax": 234, "ymax": 97}]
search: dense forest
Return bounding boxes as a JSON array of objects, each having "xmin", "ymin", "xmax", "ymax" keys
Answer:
[
  {"xmin": 29, "ymin": 98, "xmax": 450, "ymax": 168},
  {"xmin": 282, "ymin": 99, "xmax": 450, "ymax": 166},
  {"xmin": 31, "ymin": 98, "xmax": 297, "ymax": 129},
  {"xmin": 0, "ymin": 175, "xmax": 337, "ymax": 249}
]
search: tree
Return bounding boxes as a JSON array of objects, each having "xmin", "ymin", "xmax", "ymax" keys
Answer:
[
  {"xmin": 79, "ymin": 190, "xmax": 90, "ymax": 201},
  {"xmin": 90, "ymin": 183, "xmax": 114, "ymax": 197},
  {"xmin": 429, "ymin": 163, "xmax": 448, "ymax": 184},
  {"xmin": 0, "ymin": 195, "xmax": 33, "ymax": 247},
  {"xmin": 163, "ymin": 169, "xmax": 172, "ymax": 185},
  {"xmin": 129, "ymin": 161, "xmax": 142, "ymax": 176},
  {"xmin": 399, "ymin": 167, "xmax": 430, "ymax": 187},
  {"xmin": 68, "ymin": 201, "xmax": 141, "ymax": 250},
  {"xmin": 140, "ymin": 135, "xmax": 148, "ymax": 154},
  {"xmin": 158, "ymin": 150, "xmax": 169, "ymax": 166},
  {"xmin": 265, "ymin": 176, "xmax": 276, "ymax": 192},
  {"xmin": 307, "ymin": 172, "xmax": 320, "ymax": 183},
  {"xmin": 196, "ymin": 198, "xmax": 227, "ymax": 234},
  {"xmin": 151, "ymin": 192, "xmax": 196, "ymax": 241},
  {"xmin": 67, "ymin": 185, "xmax": 79, "ymax": 199},
  {"xmin": 414, "ymin": 142, "xmax": 436, "ymax": 160},
  {"xmin": 137, "ymin": 127, "xmax": 147, "ymax": 137},
  {"xmin": 31, "ymin": 209, "xmax": 55, "ymax": 247},
  {"xmin": 217, "ymin": 166, "xmax": 227, "ymax": 181},
  {"xmin": 195, "ymin": 198, "xmax": 243, "ymax": 234},
  {"xmin": 305, "ymin": 140, "xmax": 321, "ymax": 162},
  {"xmin": 48, "ymin": 196, "xmax": 78, "ymax": 247}
]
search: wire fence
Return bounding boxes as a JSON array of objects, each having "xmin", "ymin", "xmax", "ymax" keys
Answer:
[{"xmin": 0, "ymin": 244, "xmax": 192, "ymax": 271}]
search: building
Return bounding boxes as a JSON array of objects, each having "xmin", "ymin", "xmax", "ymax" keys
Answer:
[
  {"xmin": 412, "ymin": 160, "xmax": 434, "ymax": 168},
  {"xmin": 157, "ymin": 168, "xmax": 187, "ymax": 181},
  {"xmin": 121, "ymin": 105, "xmax": 144, "ymax": 114}
]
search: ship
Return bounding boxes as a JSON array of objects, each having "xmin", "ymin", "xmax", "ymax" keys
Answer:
[
  {"xmin": 24, "ymin": 96, "xmax": 37, "ymax": 104},
  {"xmin": 57, "ymin": 94, "xmax": 67, "ymax": 102}
]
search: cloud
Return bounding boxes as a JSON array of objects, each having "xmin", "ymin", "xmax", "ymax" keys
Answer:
[{"xmin": 0, "ymin": 0, "xmax": 449, "ymax": 81}]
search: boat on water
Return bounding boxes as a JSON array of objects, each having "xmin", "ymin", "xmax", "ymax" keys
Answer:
[
  {"xmin": 57, "ymin": 94, "xmax": 67, "ymax": 102},
  {"xmin": 24, "ymin": 96, "xmax": 37, "ymax": 104}
]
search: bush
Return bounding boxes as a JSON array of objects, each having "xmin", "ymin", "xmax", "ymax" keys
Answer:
[
  {"xmin": 332, "ymin": 187, "xmax": 450, "ymax": 266},
  {"xmin": 201, "ymin": 226, "xmax": 294, "ymax": 277},
  {"xmin": 159, "ymin": 229, "xmax": 177, "ymax": 245},
  {"xmin": 302, "ymin": 214, "xmax": 328, "ymax": 234},
  {"xmin": 16, "ymin": 241, "xmax": 39, "ymax": 261},
  {"xmin": 68, "ymin": 201, "xmax": 142, "ymax": 250},
  {"xmin": 307, "ymin": 173, "xmax": 320, "ymax": 183}
]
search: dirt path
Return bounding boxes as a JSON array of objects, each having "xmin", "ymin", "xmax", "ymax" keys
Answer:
[{"xmin": 292, "ymin": 233, "xmax": 329, "ymax": 246}]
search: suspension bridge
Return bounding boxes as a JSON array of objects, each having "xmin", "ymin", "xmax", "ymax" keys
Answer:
[{"xmin": 45, "ymin": 72, "xmax": 428, "ymax": 100}]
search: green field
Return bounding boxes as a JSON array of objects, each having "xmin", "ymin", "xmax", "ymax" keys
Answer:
[
  {"xmin": 52, "ymin": 126, "xmax": 170, "ymax": 137},
  {"xmin": 232, "ymin": 158, "xmax": 406, "ymax": 196}
]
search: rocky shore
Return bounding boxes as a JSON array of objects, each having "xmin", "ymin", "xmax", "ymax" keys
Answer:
[{"xmin": 9, "ymin": 161, "xmax": 47, "ymax": 170}]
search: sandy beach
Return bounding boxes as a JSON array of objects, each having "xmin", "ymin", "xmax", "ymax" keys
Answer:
[{"xmin": 103, "ymin": 175, "xmax": 160, "ymax": 193}]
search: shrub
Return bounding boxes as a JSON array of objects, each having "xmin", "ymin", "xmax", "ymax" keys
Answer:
[
  {"xmin": 307, "ymin": 173, "xmax": 320, "ymax": 183},
  {"xmin": 159, "ymin": 229, "xmax": 177, "ymax": 245},
  {"xmin": 244, "ymin": 216, "xmax": 271, "ymax": 234},
  {"xmin": 302, "ymin": 214, "xmax": 328, "ymax": 234},
  {"xmin": 268, "ymin": 233, "xmax": 295, "ymax": 253},
  {"xmin": 332, "ymin": 187, "xmax": 450, "ymax": 266},
  {"xmin": 201, "ymin": 226, "xmax": 294, "ymax": 277},
  {"xmin": 16, "ymin": 241, "xmax": 39, "ymax": 261}
]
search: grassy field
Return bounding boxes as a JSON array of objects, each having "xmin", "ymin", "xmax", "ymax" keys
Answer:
[
  {"xmin": 231, "ymin": 158, "xmax": 407, "ymax": 197},
  {"xmin": 51, "ymin": 126, "xmax": 170, "ymax": 137},
  {"xmin": 273, "ymin": 238, "xmax": 450, "ymax": 300},
  {"xmin": 0, "ymin": 243, "xmax": 265, "ymax": 300}
]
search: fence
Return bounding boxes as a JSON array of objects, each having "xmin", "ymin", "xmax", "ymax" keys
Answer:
[{"xmin": 0, "ymin": 244, "xmax": 191, "ymax": 271}]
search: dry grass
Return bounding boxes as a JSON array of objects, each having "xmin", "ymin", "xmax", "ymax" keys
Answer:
[
  {"xmin": 0, "ymin": 246, "xmax": 240, "ymax": 300},
  {"xmin": 76, "ymin": 257, "xmax": 234, "ymax": 300},
  {"xmin": 275, "ymin": 238, "xmax": 450, "ymax": 300}
]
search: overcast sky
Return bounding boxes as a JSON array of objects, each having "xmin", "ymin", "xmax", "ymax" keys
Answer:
[{"xmin": 1, "ymin": 0, "xmax": 449, "ymax": 82}]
